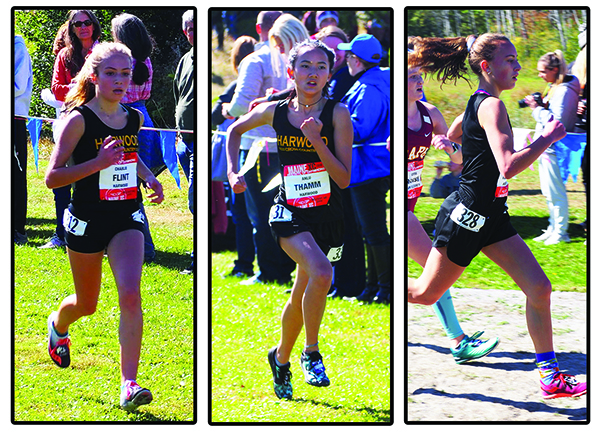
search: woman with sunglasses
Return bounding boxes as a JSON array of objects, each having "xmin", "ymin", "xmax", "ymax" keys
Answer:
[{"xmin": 42, "ymin": 10, "xmax": 102, "ymax": 250}]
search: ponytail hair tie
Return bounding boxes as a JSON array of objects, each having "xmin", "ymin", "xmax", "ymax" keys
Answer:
[{"xmin": 466, "ymin": 35, "xmax": 477, "ymax": 52}]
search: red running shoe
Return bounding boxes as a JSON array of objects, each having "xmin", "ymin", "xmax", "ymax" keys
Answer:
[
  {"xmin": 47, "ymin": 312, "xmax": 71, "ymax": 368},
  {"xmin": 540, "ymin": 371, "xmax": 587, "ymax": 399}
]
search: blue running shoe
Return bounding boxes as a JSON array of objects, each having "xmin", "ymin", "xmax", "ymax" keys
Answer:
[
  {"xmin": 300, "ymin": 350, "xmax": 330, "ymax": 387},
  {"xmin": 451, "ymin": 331, "xmax": 500, "ymax": 364},
  {"xmin": 267, "ymin": 347, "xmax": 293, "ymax": 399}
]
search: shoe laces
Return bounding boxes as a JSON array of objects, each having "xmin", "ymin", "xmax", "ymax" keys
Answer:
[
  {"xmin": 275, "ymin": 364, "xmax": 292, "ymax": 384},
  {"xmin": 53, "ymin": 337, "xmax": 71, "ymax": 352},
  {"xmin": 304, "ymin": 352, "xmax": 326, "ymax": 375},
  {"xmin": 553, "ymin": 372, "xmax": 579, "ymax": 387}
]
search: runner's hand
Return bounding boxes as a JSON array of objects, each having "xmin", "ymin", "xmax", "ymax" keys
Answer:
[
  {"xmin": 431, "ymin": 134, "xmax": 452, "ymax": 153},
  {"xmin": 542, "ymin": 117, "xmax": 567, "ymax": 143},
  {"xmin": 300, "ymin": 117, "xmax": 323, "ymax": 144},
  {"xmin": 228, "ymin": 172, "xmax": 247, "ymax": 194},
  {"xmin": 144, "ymin": 175, "xmax": 164, "ymax": 204},
  {"xmin": 96, "ymin": 136, "xmax": 124, "ymax": 169}
]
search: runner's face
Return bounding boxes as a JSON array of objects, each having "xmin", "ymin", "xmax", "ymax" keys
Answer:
[
  {"xmin": 487, "ymin": 40, "xmax": 520, "ymax": 91},
  {"xmin": 408, "ymin": 67, "xmax": 424, "ymax": 102},
  {"xmin": 292, "ymin": 47, "xmax": 332, "ymax": 97},
  {"xmin": 94, "ymin": 54, "xmax": 132, "ymax": 102}
]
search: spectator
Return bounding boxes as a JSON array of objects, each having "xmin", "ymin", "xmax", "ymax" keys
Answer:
[
  {"xmin": 13, "ymin": 34, "xmax": 33, "ymax": 245},
  {"xmin": 526, "ymin": 50, "xmax": 580, "ymax": 245},
  {"xmin": 42, "ymin": 10, "xmax": 101, "ymax": 249},
  {"xmin": 174, "ymin": 9, "xmax": 195, "ymax": 274},
  {"xmin": 315, "ymin": 11, "xmax": 339, "ymax": 31},
  {"xmin": 112, "ymin": 12, "xmax": 164, "ymax": 263},
  {"xmin": 212, "ymin": 35, "xmax": 258, "ymax": 278},
  {"xmin": 430, "ymin": 161, "xmax": 462, "ymax": 199},
  {"xmin": 339, "ymin": 34, "xmax": 390, "ymax": 304},
  {"xmin": 221, "ymin": 12, "xmax": 305, "ymax": 285}
]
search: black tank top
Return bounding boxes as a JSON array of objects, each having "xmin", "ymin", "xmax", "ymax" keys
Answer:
[
  {"xmin": 70, "ymin": 104, "xmax": 141, "ymax": 210},
  {"xmin": 459, "ymin": 92, "xmax": 510, "ymax": 214},
  {"xmin": 272, "ymin": 98, "xmax": 343, "ymax": 223}
]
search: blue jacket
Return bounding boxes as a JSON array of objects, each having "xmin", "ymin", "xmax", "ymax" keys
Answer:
[{"xmin": 342, "ymin": 66, "xmax": 390, "ymax": 145}]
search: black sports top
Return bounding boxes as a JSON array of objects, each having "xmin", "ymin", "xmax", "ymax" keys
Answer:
[
  {"xmin": 272, "ymin": 98, "xmax": 343, "ymax": 223},
  {"xmin": 70, "ymin": 104, "xmax": 141, "ymax": 209},
  {"xmin": 459, "ymin": 91, "xmax": 510, "ymax": 214}
]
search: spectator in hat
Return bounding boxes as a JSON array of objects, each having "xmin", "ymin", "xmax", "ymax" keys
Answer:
[
  {"xmin": 315, "ymin": 11, "xmax": 338, "ymax": 31},
  {"xmin": 339, "ymin": 33, "xmax": 391, "ymax": 304}
]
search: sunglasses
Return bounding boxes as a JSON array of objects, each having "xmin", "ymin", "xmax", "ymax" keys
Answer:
[{"xmin": 73, "ymin": 19, "xmax": 93, "ymax": 28}]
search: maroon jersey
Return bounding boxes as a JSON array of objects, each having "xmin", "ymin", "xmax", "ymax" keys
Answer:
[{"xmin": 407, "ymin": 101, "xmax": 433, "ymax": 211}]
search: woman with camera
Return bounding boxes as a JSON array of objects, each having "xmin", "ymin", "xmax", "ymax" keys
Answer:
[{"xmin": 525, "ymin": 50, "xmax": 580, "ymax": 245}]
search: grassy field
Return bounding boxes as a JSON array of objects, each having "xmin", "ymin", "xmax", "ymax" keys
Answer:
[
  {"xmin": 13, "ymin": 138, "xmax": 195, "ymax": 422},
  {"xmin": 210, "ymin": 252, "xmax": 391, "ymax": 423}
]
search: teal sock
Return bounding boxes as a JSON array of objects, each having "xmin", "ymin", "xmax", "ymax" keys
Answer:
[
  {"xmin": 432, "ymin": 289, "xmax": 464, "ymax": 341},
  {"xmin": 536, "ymin": 351, "xmax": 559, "ymax": 384}
]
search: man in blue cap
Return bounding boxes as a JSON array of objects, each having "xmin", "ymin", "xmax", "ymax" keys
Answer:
[{"xmin": 339, "ymin": 34, "xmax": 391, "ymax": 304}]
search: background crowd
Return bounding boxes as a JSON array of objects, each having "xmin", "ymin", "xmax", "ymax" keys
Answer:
[{"xmin": 211, "ymin": 9, "xmax": 392, "ymax": 304}]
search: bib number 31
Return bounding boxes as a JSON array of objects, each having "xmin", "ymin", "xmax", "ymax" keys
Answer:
[{"xmin": 450, "ymin": 203, "xmax": 485, "ymax": 233}]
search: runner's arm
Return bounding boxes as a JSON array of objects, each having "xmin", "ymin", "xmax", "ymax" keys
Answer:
[
  {"xmin": 481, "ymin": 97, "xmax": 566, "ymax": 179},
  {"xmin": 45, "ymin": 112, "xmax": 124, "ymax": 189}
]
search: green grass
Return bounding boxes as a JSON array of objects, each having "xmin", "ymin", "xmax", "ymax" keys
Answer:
[
  {"xmin": 210, "ymin": 251, "xmax": 391, "ymax": 423},
  {"xmin": 13, "ymin": 139, "xmax": 195, "ymax": 422}
]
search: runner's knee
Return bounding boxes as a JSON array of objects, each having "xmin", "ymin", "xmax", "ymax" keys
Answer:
[
  {"xmin": 526, "ymin": 277, "xmax": 552, "ymax": 307},
  {"xmin": 118, "ymin": 288, "xmax": 142, "ymax": 313},
  {"xmin": 77, "ymin": 299, "xmax": 98, "ymax": 316},
  {"xmin": 309, "ymin": 262, "xmax": 333, "ymax": 292}
]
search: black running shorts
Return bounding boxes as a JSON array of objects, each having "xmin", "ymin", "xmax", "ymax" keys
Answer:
[
  {"xmin": 63, "ymin": 203, "xmax": 145, "ymax": 253},
  {"xmin": 432, "ymin": 191, "xmax": 518, "ymax": 267},
  {"xmin": 268, "ymin": 203, "xmax": 345, "ymax": 264}
]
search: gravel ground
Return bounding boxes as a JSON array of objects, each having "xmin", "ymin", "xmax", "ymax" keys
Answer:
[{"xmin": 407, "ymin": 287, "xmax": 588, "ymax": 422}]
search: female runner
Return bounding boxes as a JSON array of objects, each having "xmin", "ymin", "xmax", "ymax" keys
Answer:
[
  {"xmin": 45, "ymin": 42, "xmax": 164, "ymax": 411},
  {"xmin": 407, "ymin": 51, "xmax": 499, "ymax": 364},
  {"xmin": 407, "ymin": 34, "xmax": 586, "ymax": 398},
  {"xmin": 226, "ymin": 39, "xmax": 353, "ymax": 400}
]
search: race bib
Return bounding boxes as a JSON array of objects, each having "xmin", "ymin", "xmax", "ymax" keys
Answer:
[
  {"xmin": 99, "ymin": 152, "xmax": 138, "ymax": 201},
  {"xmin": 283, "ymin": 162, "xmax": 330, "ymax": 209},
  {"xmin": 450, "ymin": 203, "xmax": 486, "ymax": 233},
  {"xmin": 269, "ymin": 204, "xmax": 293, "ymax": 223},
  {"xmin": 495, "ymin": 174, "xmax": 509, "ymax": 198},
  {"xmin": 407, "ymin": 160, "xmax": 424, "ymax": 199},
  {"xmin": 63, "ymin": 208, "xmax": 88, "ymax": 236},
  {"xmin": 326, "ymin": 245, "xmax": 344, "ymax": 263}
]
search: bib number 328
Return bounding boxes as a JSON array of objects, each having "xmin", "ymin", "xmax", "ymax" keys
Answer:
[{"xmin": 450, "ymin": 203, "xmax": 486, "ymax": 233}]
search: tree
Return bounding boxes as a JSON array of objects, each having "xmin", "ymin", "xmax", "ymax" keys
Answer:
[{"xmin": 13, "ymin": 8, "xmax": 193, "ymax": 136}]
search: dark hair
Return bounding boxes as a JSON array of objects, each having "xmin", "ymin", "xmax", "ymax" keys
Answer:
[
  {"xmin": 64, "ymin": 10, "xmax": 102, "ymax": 77},
  {"xmin": 231, "ymin": 35, "xmax": 257, "ymax": 74},
  {"xmin": 289, "ymin": 39, "xmax": 335, "ymax": 97},
  {"xmin": 314, "ymin": 25, "xmax": 348, "ymax": 44},
  {"xmin": 111, "ymin": 13, "xmax": 155, "ymax": 85},
  {"xmin": 408, "ymin": 33, "xmax": 511, "ymax": 86}
]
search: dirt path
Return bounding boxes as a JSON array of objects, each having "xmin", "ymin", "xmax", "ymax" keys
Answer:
[{"xmin": 407, "ymin": 287, "xmax": 588, "ymax": 422}]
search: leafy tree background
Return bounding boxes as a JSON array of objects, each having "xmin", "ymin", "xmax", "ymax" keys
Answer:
[
  {"xmin": 14, "ymin": 7, "xmax": 193, "ymax": 138},
  {"xmin": 406, "ymin": 9, "xmax": 586, "ymax": 72}
]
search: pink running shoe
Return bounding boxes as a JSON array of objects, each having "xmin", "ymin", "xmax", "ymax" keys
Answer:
[{"xmin": 540, "ymin": 372, "xmax": 587, "ymax": 399}]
